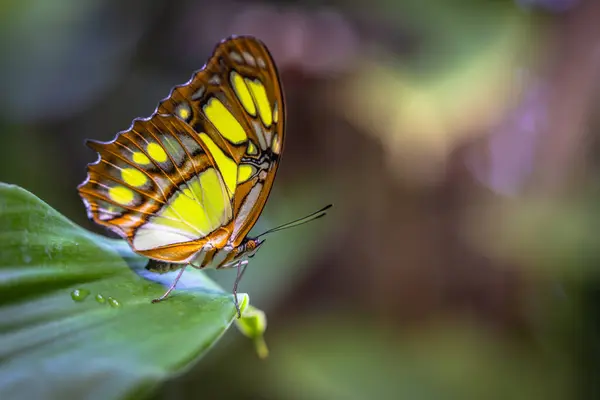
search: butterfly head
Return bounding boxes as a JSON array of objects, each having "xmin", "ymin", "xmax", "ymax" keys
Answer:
[{"xmin": 234, "ymin": 237, "xmax": 265, "ymax": 261}]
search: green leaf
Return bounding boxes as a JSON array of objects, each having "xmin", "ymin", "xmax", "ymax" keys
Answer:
[{"xmin": 0, "ymin": 183, "xmax": 260, "ymax": 399}]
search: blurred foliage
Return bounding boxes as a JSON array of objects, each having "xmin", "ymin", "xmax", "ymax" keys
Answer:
[
  {"xmin": 1, "ymin": 0, "xmax": 599, "ymax": 398},
  {"xmin": 263, "ymin": 316, "xmax": 572, "ymax": 400}
]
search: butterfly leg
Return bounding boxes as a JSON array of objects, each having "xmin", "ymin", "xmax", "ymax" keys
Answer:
[
  {"xmin": 151, "ymin": 265, "xmax": 187, "ymax": 303},
  {"xmin": 233, "ymin": 260, "xmax": 249, "ymax": 318}
]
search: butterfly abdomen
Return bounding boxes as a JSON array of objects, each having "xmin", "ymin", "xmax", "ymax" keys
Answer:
[{"xmin": 145, "ymin": 260, "xmax": 182, "ymax": 274}]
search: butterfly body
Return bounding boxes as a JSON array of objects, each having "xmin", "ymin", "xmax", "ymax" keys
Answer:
[
  {"xmin": 144, "ymin": 237, "xmax": 264, "ymax": 275},
  {"xmin": 78, "ymin": 36, "xmax": 284, "ymax": 304}
]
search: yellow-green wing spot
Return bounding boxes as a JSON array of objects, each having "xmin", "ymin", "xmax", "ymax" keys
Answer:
[
  {"xmin": 271, "ymin": 133, "xmax": 281, "ymax": 155},
  {"xmin": 203, "ymin": 98, "xmax": 248, "ymax": 145},
  {"xmin": 108, "ymin": 186, "xmax": 134, "ymax": 205},
  {"xmin": 273, "ymin": 101, "xmax": 279, "ymax": 124},
  {"xmin": 175, "ymin": 102, "xmax": 193, "ymax": 122},
  {"xmin": 231, "ymin": 71, "xmax": 257, "ymax": 117},
  {"xmin": 247, "ymin": 141, "xmax": 258, "ymax": 155},
  {"xmin": 121, "ymin": 168, "xmax": 148, "ymax": 187},
  {"xmin": 132, "ymin": 152, "xmax": 151, "ymax": 165},
  {"xmin": 147, "ymin": 142, "xmax": 168, "ymax": 162},
  {"xmin": 237, "ymin": 164, "xmax": 256, "ymax": 183},
  {"xmin": 245, "ymin": 78, "xmax": 272, "ymax": 127},
  {"xmin": 199, "ymin": 133, "xmax": 237, "ymax": 196}
]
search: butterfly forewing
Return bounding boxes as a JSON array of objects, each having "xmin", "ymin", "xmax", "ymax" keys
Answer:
[
  {"xmin": 78, "ymin": 36, "xmax": 284, "ymax": 265},
  {"xmin": 79, "ymin": 114, "xmax": 235, "ymax": 262},
  {"xmin": 156, "ymin": 36, "xmax": 285, "ymax": 247},
  {"xmin": 157, "ymin": 37, "xmax": 283, "ymax": 163}
]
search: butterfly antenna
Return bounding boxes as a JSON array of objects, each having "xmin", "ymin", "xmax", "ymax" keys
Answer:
[{"xmin": 255, "ymin": 204, "xmax": 333, "ymax": 239}]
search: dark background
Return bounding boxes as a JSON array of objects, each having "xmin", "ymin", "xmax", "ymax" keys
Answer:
[{"xmin": 1, "ymin": 0, "xmax": 598, "ymax": 399}]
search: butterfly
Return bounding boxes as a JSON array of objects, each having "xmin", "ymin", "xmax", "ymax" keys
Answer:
[{"xmin": 78, "ymin": 36, "xmax": 330, "ymax": 316}]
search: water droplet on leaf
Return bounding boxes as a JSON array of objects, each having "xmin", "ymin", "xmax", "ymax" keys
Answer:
[
  {"xmin": 71, "ymin": 289, "xmax": 90, "ymax": 302},
  {"xmin": 95, "ymin": 294, "xmax": 106, "ymax": 304},
  {"xmin": 108, "ymin": 297, "xmax": 121, "ymax": 308}
]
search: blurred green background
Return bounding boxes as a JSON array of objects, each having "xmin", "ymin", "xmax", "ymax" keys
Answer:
[{"xmin": 1, "ymin": 0, "xmax": 599, "ymax": 398}]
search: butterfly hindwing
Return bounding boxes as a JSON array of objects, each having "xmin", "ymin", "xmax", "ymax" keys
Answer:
[{"xmin": 79, "ymin": 115, "xmax": 233, "ymax": 262}]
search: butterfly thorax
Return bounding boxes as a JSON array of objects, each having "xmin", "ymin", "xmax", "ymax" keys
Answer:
[{"xmin": 189, "ymin": 237, "xmax": 264, "ymax": 270}]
